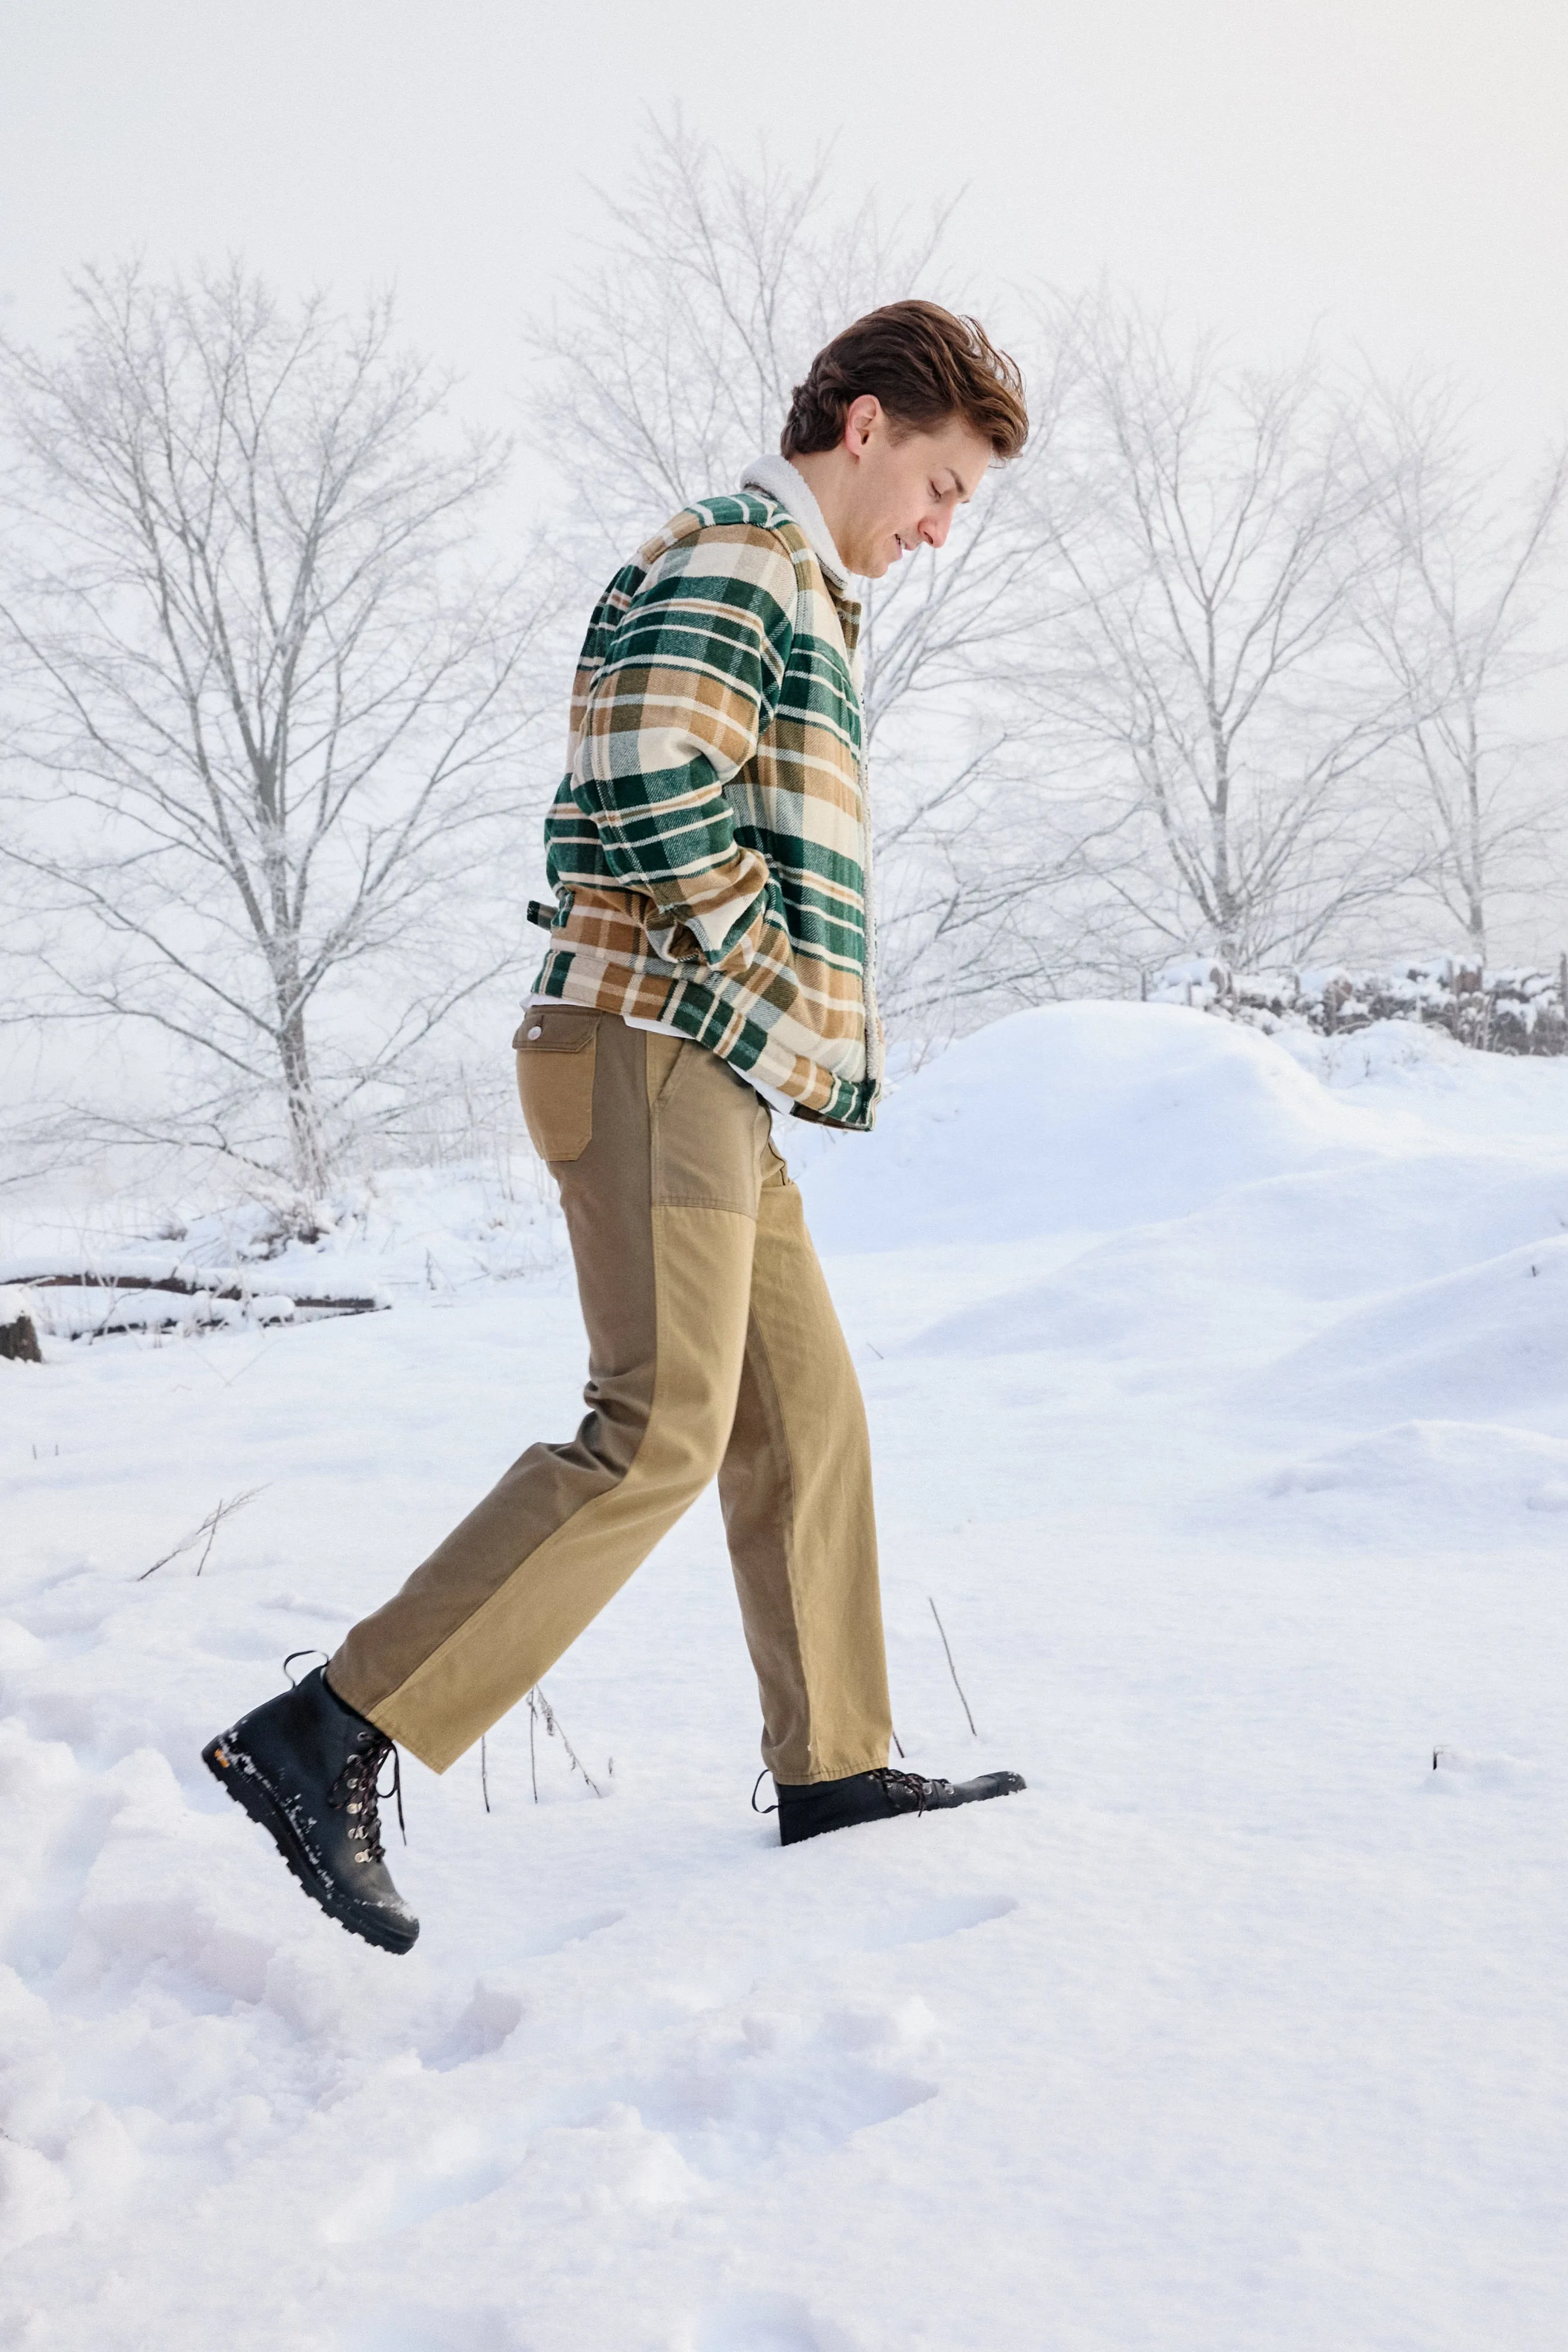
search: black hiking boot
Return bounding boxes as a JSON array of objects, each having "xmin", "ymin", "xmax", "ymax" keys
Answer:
[
  {"xmin": 774, "ymin": 1764, "xmax": 1026, "ymax": 1847},
  {"xmin": 202, "ymin": 1666, "xmax": 419, "ymax": 1953}
]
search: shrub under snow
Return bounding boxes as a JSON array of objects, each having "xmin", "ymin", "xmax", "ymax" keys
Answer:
[{"xmin": 1151, "ymin": 955, "xmax": 1568, "ymax": 1055}]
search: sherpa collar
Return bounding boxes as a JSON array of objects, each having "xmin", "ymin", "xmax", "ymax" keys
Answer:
[{"xmin": 738, "ymin": 452, "xmax": 850, "ymax": 587}]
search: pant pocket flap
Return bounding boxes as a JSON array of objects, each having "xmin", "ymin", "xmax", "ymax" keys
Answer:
[{"xmin": 513, "ymin": 1011, "xmax": 600, "ymax": 1054}]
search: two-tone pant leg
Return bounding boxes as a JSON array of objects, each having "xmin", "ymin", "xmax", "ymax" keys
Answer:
[
  {"xmin": 327, "ymin": 1017, "xmax": 765, "ymax": 1772},
  {"xmin": 717, "ymin": 1141, "xmax": 892, "ymax": 1785}
]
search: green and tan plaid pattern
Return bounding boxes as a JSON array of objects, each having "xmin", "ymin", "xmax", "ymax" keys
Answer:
[{"xmin": 531, "ymin": 492, "xmax": 881, "ymax": 1129}]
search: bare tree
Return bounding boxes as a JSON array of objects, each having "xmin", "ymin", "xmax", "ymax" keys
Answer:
[
  {"xmin": 1027, "ymin": 300, "xmax": 1419, "ymax": 975},
  {"xmin": 0, "ymin": 262, "xmax": 553, "ymax": 1198},
  {"xmin": 527, "ymin": 118, "xmax": 953, "ymax": 553},
  {"xmin": 527, "ymin": 119, "xmax": 1090, "ymax": 1031},
  {"xmin": 1349, "ymin": 376, "xmax": 1566, "ymax": 964}
]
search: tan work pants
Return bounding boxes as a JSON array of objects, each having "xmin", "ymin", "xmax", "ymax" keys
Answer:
[{"xmin": 328, "ymin": 1011, "xmax": 892, "ymax": 1782}]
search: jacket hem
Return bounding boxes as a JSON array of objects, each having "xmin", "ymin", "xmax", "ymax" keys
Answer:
[{"xmin": 531, "ymin": 945, "xmax": 878, "ymax": 1132}]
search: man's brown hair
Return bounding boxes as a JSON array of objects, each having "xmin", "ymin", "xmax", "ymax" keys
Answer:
[{"xmin": 781, "ymin": 300, "xmax": 1029, "ymax": 465}]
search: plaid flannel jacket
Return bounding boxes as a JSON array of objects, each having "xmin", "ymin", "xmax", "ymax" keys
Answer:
[{"xmin": 530, "ymin": 484, "xmax": 882, "ymax": 1130}]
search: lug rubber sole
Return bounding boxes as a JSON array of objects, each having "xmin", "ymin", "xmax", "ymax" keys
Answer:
[{"xmin": 202, "ymin": 1736, "xmax": 419, "ymax": 1955}]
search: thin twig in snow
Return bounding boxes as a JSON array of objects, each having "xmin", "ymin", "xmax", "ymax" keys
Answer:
[
  {"xmin": 136, "ymin": 1486, "xmax": 266, "ymax": 1581},
  {"xmin": 928, "ymin": 1596, "xmax": 979, "ymax": 1737},
  {"xmin": 481, "ymin": 1733, "xmax": 492, "ymax": 1813},
  {"xmin": 526, "ymin": 1683, "xmax": 603, "ymax": 1796}
]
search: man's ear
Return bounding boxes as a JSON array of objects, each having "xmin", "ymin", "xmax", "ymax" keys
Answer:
[{"xmin": 842, "ymin": 394, "xmax": 882, "ymax": 458}]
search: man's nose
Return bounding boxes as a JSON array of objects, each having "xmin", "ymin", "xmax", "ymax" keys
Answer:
[{"xmin": 920, "ymin": 509, "xmax": 953, "ymax": 550}]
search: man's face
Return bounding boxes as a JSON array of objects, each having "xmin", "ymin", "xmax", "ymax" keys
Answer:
[{"xmin": 833, "ymin": 399, "xmax": 994, "ymax": 579}]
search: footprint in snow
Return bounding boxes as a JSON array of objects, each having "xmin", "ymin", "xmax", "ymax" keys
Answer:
[
  {"xmin": 332, "ymin": 2311, "xmax": 514, "ymax": 2352},
  {"xmin": 855, "ymin": 1891, "xmax": 1017, "ymax": 1949},
  {"xmin": 421, "ymin": 1980, "xmax": 526, "ymax": 2072},
  {"xmin": 583, "ymin": 2000, "xmax": 938, "ymax": 2182},
  {"xmin": 419, "ymin": 1912, "xmax": 624, "ymax": 2070},
  {"xmin": 318, "ymin": 2130, "xmax": 513, "ymax": 2243},
  {"xmin": 515, "ymin": 1903, "xmax": 626, "ymax": 1957},
  {"xmin": 694, "ymin": 2289, "xmax": 856, "ymax": 2352}
]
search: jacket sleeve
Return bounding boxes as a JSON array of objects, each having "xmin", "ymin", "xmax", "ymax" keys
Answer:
[{"xmin": 571, "ymin": 523, "xmax": 796, "ymax": 971}]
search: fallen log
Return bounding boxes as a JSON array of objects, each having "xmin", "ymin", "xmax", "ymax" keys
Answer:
[{"xmin": 8, "ymin": 1269, "xmax": 385, "ymax": 1316}]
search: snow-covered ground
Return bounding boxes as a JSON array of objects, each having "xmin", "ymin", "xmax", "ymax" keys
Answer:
[{"xmin": 3, "ymin": 1003, "xmax": 1566, "ymax": 2351}]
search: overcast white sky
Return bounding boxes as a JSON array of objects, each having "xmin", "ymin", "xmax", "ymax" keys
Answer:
[{"xmin": 5, "ymin": 0, "xmax": 1567, "ymax": 475}]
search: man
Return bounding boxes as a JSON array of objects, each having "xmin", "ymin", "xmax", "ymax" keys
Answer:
[{"xmin": 203, "ymin": 302, "xmax": 1031, "ymax": 1953}]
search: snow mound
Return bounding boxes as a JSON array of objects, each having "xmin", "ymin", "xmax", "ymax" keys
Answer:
[
  {"xmin": 1248, "ymin": 1236, "xmax": 1568, "ymax": 1426},
  {"xmin": 1217, "ymin": 1421, "xmax": 1568, "ymax": 1550},
  {"xmin": 804, "ymin": 1003, "xmax": 1378, "ymax": 1251},
  {"xmin": 908, "ymin": 1153, "xmax": 1568, "ymax": 1364},
  {"xmin": 1275, "ymin": 1015, "xmax": 1568, "ymax": 1137},
  {"xmin": 1136, "ymin": 1154, "xmax": 1568, "ymax": 1304},
  {"xmin": 903, "ymin": 1222, "xmax": 1288, "ymax": 1365}
]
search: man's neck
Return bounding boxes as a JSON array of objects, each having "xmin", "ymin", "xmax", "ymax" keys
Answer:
[
  {"xmin": 741, "ymin": 452, "xmax": 851, "ymax": 586},
  {"xmin": 784, "ymin": 449, "xmax": 854, "ymax": 571}
]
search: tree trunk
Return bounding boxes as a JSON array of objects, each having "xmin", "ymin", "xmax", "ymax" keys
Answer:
[
  {"xmin": 1, "ymin": 1314, "xmax": 42, "ymax": 1363},
  {"xmin": 273, "ymin": 960, "xmax": 329, "ymax": 1198},
  {"xmin": 1463, "ymin": 763, "xmax": 1488, "ymax": 965}
]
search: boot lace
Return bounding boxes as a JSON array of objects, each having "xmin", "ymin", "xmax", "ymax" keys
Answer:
[
  {"xmin": 871, "ymin": 1767, "xmax": 954, "ymax": 1815},
  {"xmin": 329, "ymin": 1729, "xmax": 404, "ymax": 1865}
]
